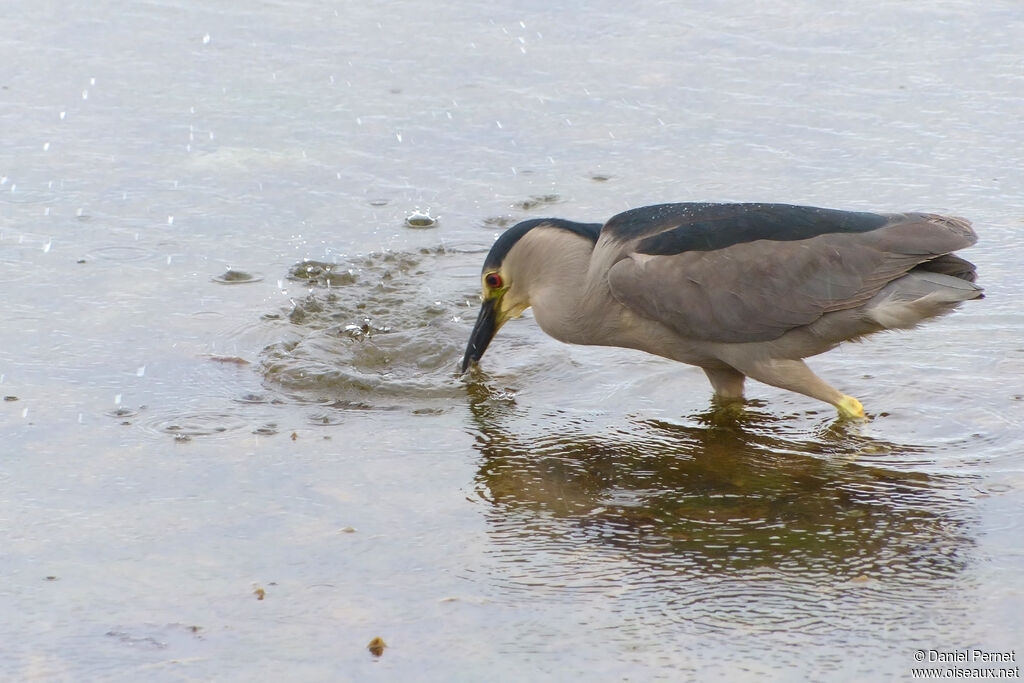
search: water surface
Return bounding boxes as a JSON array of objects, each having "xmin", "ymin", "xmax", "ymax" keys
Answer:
[{"xmin": 2, "ymin": 1, "xmax": 1022, "ymax": 680}]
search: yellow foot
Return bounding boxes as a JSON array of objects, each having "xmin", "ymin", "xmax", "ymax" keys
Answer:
[{"xmin": 836, "ymin": 395, "xmax": 866, "ymax": 419}]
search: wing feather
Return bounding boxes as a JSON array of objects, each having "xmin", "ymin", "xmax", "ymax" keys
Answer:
[{"xmin": 605, "ymin": 212, "xmax": 976, "ymax": 343}]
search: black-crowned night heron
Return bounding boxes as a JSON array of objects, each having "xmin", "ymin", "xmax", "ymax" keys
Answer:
[{"xmin": 461, "ymin": 203, "xmax": 982, "ymax": 418}]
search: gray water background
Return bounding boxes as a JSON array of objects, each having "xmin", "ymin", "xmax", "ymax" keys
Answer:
[{"xmin": 2, "ymin": 1, "xmax": 1022, "ymax": 680}]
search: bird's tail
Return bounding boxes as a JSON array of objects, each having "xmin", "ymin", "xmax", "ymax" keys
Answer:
[{"xmin": 866, "ymin": 269, "xmax": 983, "ymax": 330}]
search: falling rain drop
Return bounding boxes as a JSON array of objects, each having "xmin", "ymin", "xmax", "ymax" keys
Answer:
[
  {"xmin": 82, "ymin": 89, "xmax": 88, "ymax": 100},
  {"xmin": 114, "ymin": 394, "xmax": 122, "ymax": 405},
  {"xmin": 136, "ymin": 366, "xmax": 146, "ymax": 377},
  {"xmin": 42, "ymin": 240, "xmax": 52, "ymax": 253},
  {"xmin": 59, "ymin": 111, "xmax": 66, "ymax": 120},
  {"xmin": 168, "ymin": 216, "xmax": 174, "ymax": 225},
  {"xmin": 42, "ymin": 142, "xmax": 50, "ymax": 151},
  {"xmin": 22, "ymin": 407, "xmax": 28, "ymax": 419},
  {"xmin": 396, "ymin": 132, "xmax": 403, "ymax": 142},
  {"xmin": 90, "ymin": 77, "xmax": 96, "ymax": 85},
  {"xmin": 203, "ymin": 33, "xmax": 211, "ymax": 44}
]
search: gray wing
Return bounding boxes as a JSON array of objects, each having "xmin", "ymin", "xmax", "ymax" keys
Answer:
[{"xmin": 605, "ymin": 213, "xmax": 977, "ymax": 343}]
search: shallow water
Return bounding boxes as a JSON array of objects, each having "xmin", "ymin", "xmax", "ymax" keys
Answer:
[{"xmin": 2, "ymin": 0, "xmax": 1023, "ymax": 681}]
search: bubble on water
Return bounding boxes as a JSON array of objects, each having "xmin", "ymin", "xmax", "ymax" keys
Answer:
[
  {"xmin": 213, "ymin": 269, "xmax": 264, "ymax": 284},
  {"xmin": 404, "ymin": 209, "xmax": 438, "ymax": 229}
]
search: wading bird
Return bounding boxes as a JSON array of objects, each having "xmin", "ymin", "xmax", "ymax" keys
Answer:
[{"xmin": 461, "ymin": 203, "xmax": 982, "ymax": 418}]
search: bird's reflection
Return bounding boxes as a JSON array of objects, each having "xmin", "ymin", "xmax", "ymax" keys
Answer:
[{"xmin": 465, "ymin": 378, "xmax": 975, "ymax": 580}]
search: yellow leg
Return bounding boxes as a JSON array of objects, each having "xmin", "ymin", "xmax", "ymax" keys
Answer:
[{"xmin": 836, "ymin": 394, "xmax": 865, "ymax": 419}]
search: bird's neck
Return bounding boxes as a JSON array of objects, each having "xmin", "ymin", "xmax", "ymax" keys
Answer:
[{"xmin": 514, "ymin": 229, "xmax": 615, "ymax": 346}]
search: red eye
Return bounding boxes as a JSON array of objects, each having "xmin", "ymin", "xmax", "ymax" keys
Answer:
[{"xmin": 485, "ymin": 273, "xmax": 503, "ymax": 289}]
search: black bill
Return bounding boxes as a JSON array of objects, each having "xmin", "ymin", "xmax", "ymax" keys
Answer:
[{"xmin": 461, "ymin": 298, "xmax": 498, "ymax": 373}]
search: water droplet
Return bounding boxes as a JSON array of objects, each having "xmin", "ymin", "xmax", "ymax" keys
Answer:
[
  {"xmin": 82, "ymin": 89, "xmax": 88, "ymax": 100},
  {"xmin": 44, "ymin": 207, "xmax": 50, "ymax": 216},
  {"xmin": 59, "ymin": 111, "xmax": 66, "ymax": 120},
  {"xmin": 202, "ymin": 33, "xmax": 211, "ymax": 44},
  {"xmin": 21, "ymin": 407, "xmax": 28, "ymax": 419},
  {"xmin": 78, "ymin": 413, "xmax": 84, "ymax": 424},
  {"xmin": 42, "ymin": 240, "xmax": 52, "ymax": 253},
  {"xmin": 90, "ymin": 77, "xmax": 96, "ymax": 86},
  {"xmin": 495, "ymin": 120, "xmax": 503, "ymax": 129},
  {"xmin": 395, "ymin": 132, "xmax": 403, "ymax": 142},
  {"xmin": 114, "ymin": 394, "xmax": 122, "ymax": 405},
  {"xmin": 168, "ymin": 216, "xmax": 174, "ymax": 225},
  {"xmin": 42, "ymin": 142, "xmax": 50, "ymax": 151},
  {"xmin": 136, "ymin": 365, "xmax": 146, "ymax": 377}
]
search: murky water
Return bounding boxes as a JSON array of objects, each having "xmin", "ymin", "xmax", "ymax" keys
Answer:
[{"xmin": 2, "ymin": 0, "xmax": 1022, "ymax": 680}]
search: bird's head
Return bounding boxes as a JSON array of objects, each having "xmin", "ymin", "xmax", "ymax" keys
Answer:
[
  {"xmin": 460, "ymin": 225, "xmax": 535, "ymax": 373},
  {"xmin": 460, "ymin": 218, "xmax": 602, "ymax": 373}
]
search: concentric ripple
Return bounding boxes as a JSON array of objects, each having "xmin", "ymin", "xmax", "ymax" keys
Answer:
[{"xmin": 260, "ymin": 248, "xmax": 481, "ymax": 412}]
